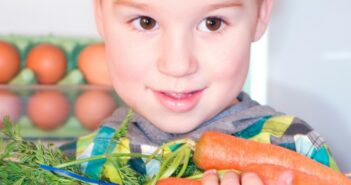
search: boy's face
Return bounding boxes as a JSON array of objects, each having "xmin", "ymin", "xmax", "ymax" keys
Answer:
[{"xmin": 94, "ymin": 0, "xmax": 273, "ymax": 133}]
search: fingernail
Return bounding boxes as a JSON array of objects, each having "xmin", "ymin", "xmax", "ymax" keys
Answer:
[
  {"xmin": 242, "ymin": 172, "xmax": 256, "ymax": 178},
  {"xmin": 285, "ymin": 175, "xmax": 293, "ymax": 185},
  {"xmin": 204, "ymin": 169, "xmax": 217, "ymax": 175}
]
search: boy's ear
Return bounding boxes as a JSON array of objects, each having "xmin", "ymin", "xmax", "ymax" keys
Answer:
[
  {"xmin": 253, "ymin": 0, "xmax": 275, "ymax": 41},
  {"xmin": 93, "ymin": 0, "xmax": 105, "ymax": 40}
]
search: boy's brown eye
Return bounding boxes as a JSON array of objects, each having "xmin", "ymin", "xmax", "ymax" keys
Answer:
[
  {"xmin": 205, "ymin": 17, "xmax": 222, "ymax": 31},
  {"xmin": 139, "ymin": 16, "xmax": 157, "ymax": 30}
]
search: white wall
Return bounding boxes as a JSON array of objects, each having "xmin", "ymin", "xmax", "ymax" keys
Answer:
[
  {"xmin": 268, "ymin": 0, "xmax": 351, "ymax": 172},
  {"xmin": 0, "ymin": 0, "xmax": 98, "ymax": 37}
]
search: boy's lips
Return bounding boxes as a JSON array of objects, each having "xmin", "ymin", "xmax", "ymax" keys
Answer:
[{"xmin": 152, "ymin": 88, "xmax": 206, "ymax": 112}]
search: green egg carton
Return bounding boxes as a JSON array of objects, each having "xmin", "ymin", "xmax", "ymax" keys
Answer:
[
  {"xmin": 17, "ymin": 116, "xmax": 89, "ymax": 139},
  {"xmin": 0, "ymin": 35, "xmax": 33, "ymax": 68},
  {"xmin": 0, "ymin": 35, "xmax": 106, "ymax": 87},
  {"xmin": 0, "ymin": 34, "xmax": 101, "ymax": 71},
  {"xmin": 0, "ymin": 84, "xmax": 124, "ymax": 140},
  {"xmin": 0, "ymin": 35, "xmax": 119, "ymax": 141}
]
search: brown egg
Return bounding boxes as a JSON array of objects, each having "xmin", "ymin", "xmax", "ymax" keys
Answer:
[
  {"xmin": 26, "ymin": 43, "xmax": 67, "ymax": 84},
  {"xmin": 0, "ymin": 40, "xmax": 21, "ymax": 83},
  {"xmin": 27, "ymin": 91, "xmax": 69, "ymax": 131},
  {"xmin": 78, "ymin": 43, "xmax": 112, "ymax": 86},
  {"xmin": 0, "ymin": 90, "xmax": 22, "ymax": 127},
  {"xmin": 75, "ymin": 90, "xmax": 117, "ymax": 131}
]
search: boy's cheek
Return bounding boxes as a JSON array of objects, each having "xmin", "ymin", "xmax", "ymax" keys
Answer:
[
  {"xmin": 199, "ymin": 44, "xmax": 250, "ymax": 77},
  {"xmin": 106, "ymin": 41, "xmax": 152, "ymax": 73}
]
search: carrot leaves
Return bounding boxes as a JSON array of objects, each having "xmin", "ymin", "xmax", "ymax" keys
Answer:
[
  {"xmin": 0, "ymin": 116, "xmax": 85, "ymax": 185},
  {"xmin": 0, "ymin": 112, "xmax": 202, "ymax": 185}
]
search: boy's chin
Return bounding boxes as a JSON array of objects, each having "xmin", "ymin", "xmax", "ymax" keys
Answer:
[
  {"xmin": 152, "ymin": 117, "xmax": 204, "ymax": 134},
  {"xmin": 158, "ymin": 126, "xmax": 196, "ymax": 134}
]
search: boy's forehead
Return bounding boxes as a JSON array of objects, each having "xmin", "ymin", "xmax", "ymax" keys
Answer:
[
  {"xmin": 113, "ymin": 0, "xmax": 244, "ymax": 2},
  {"xmin": 112, "ymin": 0, "xmax": 246, "ymax": 9},
  {"xmin": 107, "ymin": 0, "xmax": 260, "ymax": 20}
]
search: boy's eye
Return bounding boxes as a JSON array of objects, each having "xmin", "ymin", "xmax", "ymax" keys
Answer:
[
  {"xmin": 132, "ymin": 16, "xmax": 158, "ymax": 31},
  {"xmin": 198, "ymin": 17, "xmax": 223, "ymax": 32}
]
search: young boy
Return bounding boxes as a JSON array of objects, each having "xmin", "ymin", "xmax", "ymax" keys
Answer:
[{"xmin": 62, "ymin": 0, "xmax": 340, "ymax": 184}]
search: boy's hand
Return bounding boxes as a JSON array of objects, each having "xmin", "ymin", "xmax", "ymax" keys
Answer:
[{"xmin": 201, "ymin": 170, "xmax": 294, "ymax": 185}]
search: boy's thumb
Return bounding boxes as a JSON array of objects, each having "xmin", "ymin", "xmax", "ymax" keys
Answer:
[{"xmin": 276, "ymin": 171, "xmax": 294, "ymax": 185}]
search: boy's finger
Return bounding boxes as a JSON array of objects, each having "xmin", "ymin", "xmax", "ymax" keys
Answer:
[
  {"xmin": 202, "ymin": 169, "xmax": 219, "ymax": 185},
  {"xmin": 241, "ymin": 172, "xmax": 264, "ymax": 185},
  {"xmin": 276, "ymin": 171, "xmax": 294, "ymax": 185},
  {"xmin": 220, "ymin": 171, "xmax": 240, "ymax": 185}
]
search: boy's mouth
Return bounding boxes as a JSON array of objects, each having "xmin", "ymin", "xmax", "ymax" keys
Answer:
[{"xmin": 152, "ymin": 89, "xmax": 205, "ymax": 112}]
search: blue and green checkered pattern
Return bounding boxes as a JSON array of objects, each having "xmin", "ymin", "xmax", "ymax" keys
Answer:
[{"xmin": 61, "ymin": 115, "xmax": 339, "ymax": 184}]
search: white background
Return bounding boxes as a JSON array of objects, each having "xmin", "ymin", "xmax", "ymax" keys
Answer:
[
  {"xmin": 267, "ymin": 0, "xmax": 351, "ymax": 172},
  {"xmin": 0, "ymin": 0, "xmax": 350, "ymax": 172},
  {"xmin": 0, "ymin": 0, "xmax": 98, "ymax": 37}
]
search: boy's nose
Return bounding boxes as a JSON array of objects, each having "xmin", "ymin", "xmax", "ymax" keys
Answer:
[{"xmin": 157, "ymin": 32, "xmax": 198, "ymax": 78}]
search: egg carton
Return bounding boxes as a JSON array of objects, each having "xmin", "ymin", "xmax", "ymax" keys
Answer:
[
  {"xmin": 0, "ymin": 34, "xmax": 99, "ymax": 70},
  {"xmin": 0, "ymin": 84, "xmax": 125, "ymax": 140},
  {"xmin": 0, "ymin": 35, "xmax": 104, "ymax": 86},
  {"xmin": 0, "ymin": 35, "xmax": 122, "ymax": 140}
]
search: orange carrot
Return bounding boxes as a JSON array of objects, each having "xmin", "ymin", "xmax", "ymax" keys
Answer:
[
  {"xmin": 193, "ymin": 131, "xmax": 351, "ymax": 185},
  {"xmin": 156, "ymin": 177, "xmax": 201, "ymax": 185}
]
